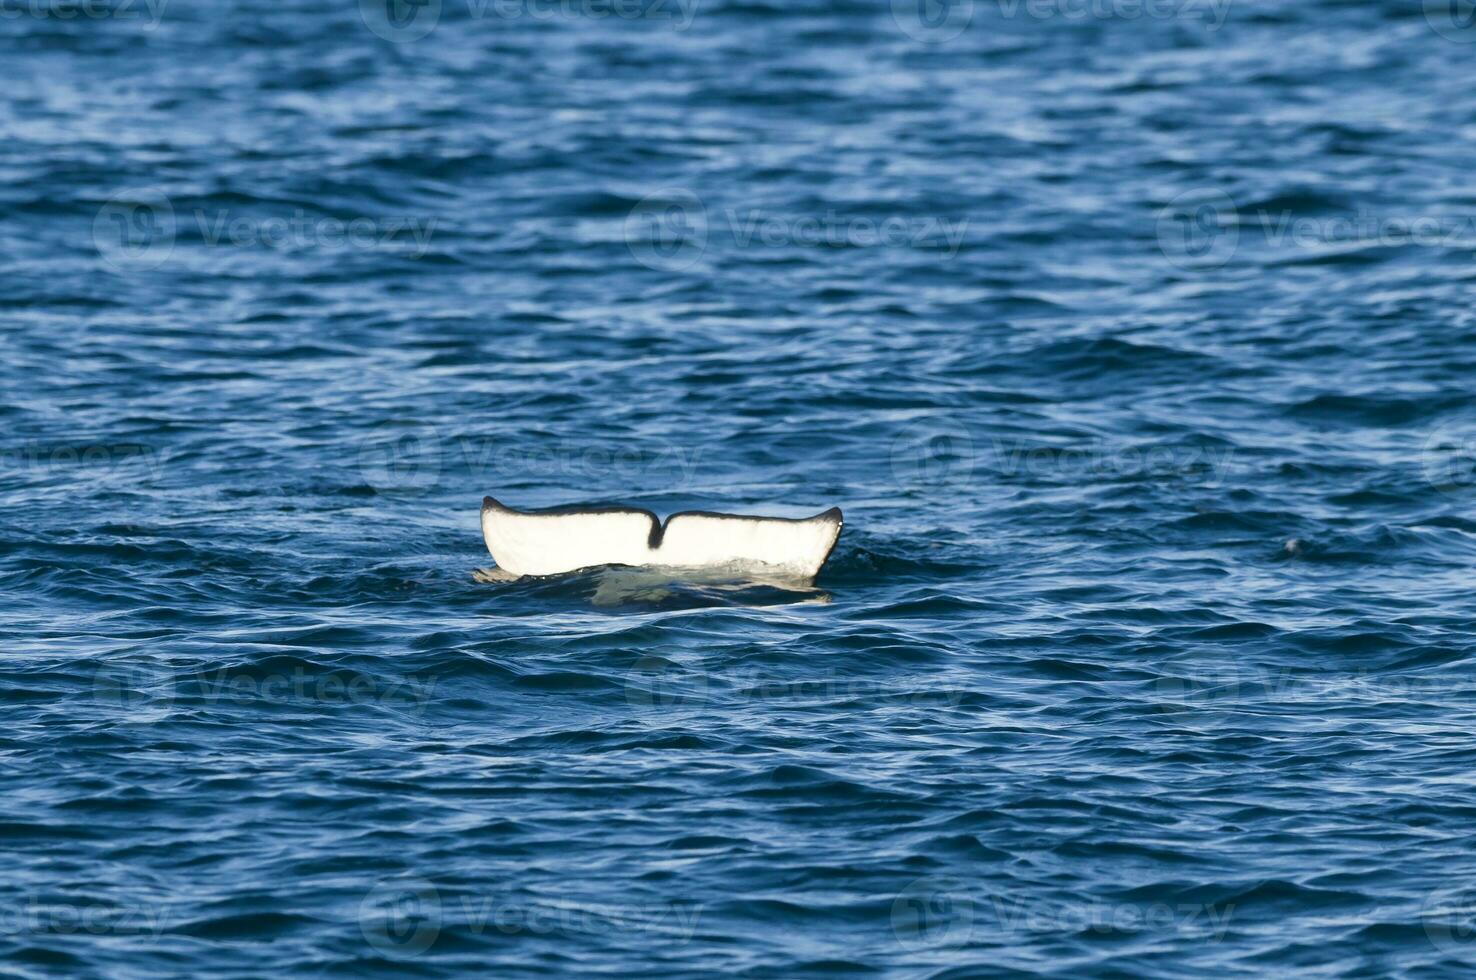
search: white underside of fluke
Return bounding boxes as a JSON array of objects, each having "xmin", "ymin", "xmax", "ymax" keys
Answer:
[{"xmin": 480, "ymin": 497, "xmax": 843, "ymax": 583}]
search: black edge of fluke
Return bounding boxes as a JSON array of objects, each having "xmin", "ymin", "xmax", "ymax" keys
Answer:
[{"xmin": 817, "ymin": 506, "xmax": 843, "ymax": 572}]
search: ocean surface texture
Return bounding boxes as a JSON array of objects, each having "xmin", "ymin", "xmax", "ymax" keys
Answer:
[{"xmin": 6, "ymin": 0, "xmax": 1476, "ymax": 976}]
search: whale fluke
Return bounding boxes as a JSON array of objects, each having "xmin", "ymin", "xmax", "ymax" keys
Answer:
[{"xmin": 480, "ymin": 497, "xmax": 843, "ymax": 583}]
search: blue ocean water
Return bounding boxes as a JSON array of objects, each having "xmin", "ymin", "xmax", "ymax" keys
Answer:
[{"xmin": 6, "ymin": 0, "xmax": 1476, "ymax": 975}]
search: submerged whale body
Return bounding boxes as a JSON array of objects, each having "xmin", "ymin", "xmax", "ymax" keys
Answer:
[{"xmin": 480, "ymin": 496, "xmax": 843, "ymax": 583}]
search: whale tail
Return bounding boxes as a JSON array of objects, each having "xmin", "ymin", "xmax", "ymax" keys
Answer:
[{"xmin": 481, "ymin": 497, "xmax": 842, "ymax": 582}]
